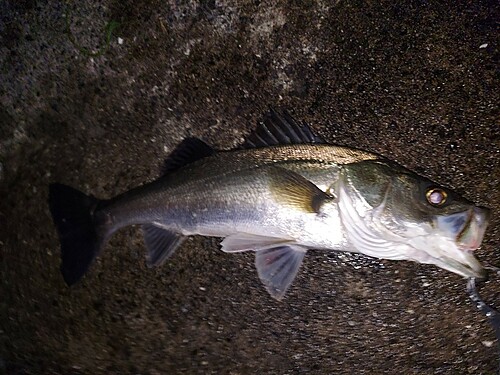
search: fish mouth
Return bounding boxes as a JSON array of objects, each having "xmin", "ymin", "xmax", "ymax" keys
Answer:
[
  {"xmin": 456, "ymin": 207, "xmax": 490, "ymax": 251},
  {"xmin": 436, "ymin": 207, "xmax": 490, "ymax": 251},
  {"xmin": 433, "ymin": 206, "xmax": 490, "ymax": 278}
]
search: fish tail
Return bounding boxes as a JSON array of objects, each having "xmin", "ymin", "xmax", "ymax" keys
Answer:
[{"xmin": 48, "ymin": 183, "xmax": 110, "ymax": 285}]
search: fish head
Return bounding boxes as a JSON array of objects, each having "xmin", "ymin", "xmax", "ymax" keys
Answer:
[{"xmin": 339, "ymin": 160, "xmax": 490, "ymax": 278}]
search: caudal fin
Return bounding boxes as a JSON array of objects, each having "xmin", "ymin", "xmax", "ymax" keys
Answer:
[{"xmin": 48, "ymin": 183, "xmax": 108, "ymax": 285}]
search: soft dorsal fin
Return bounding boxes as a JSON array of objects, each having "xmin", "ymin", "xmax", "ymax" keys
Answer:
[
  {"xmin": 162, "ymin": 137, "xmax": 215, "ymax": 175},
  {"xmin": 242, "ymin": 108, "xmax": 324, "ymax": 149}
]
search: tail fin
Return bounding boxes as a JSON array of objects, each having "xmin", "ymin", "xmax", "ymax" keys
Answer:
[{"xmin": 48, "ymin": 183, "xmax": 108, "ymax": 285}]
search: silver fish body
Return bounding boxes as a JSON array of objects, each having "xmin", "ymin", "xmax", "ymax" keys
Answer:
[
  {"xmin": 100, "ymin": 145, "xmax": 373, "ymax": 247},
  {"xmin": 48, "ymin": 110, "xmax": 490, "ymax": 299}
]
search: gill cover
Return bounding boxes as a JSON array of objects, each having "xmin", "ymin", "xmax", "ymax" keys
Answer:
[{"xmin": 338, "ymin": 160, "xmax": 488, "ymax": 278}]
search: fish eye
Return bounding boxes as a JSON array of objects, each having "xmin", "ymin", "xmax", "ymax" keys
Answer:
[{"xmin": 426, "ymin": 188, "xmax": 448, "ymax": 207}]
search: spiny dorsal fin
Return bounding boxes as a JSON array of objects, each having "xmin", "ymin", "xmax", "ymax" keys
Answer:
[
  {"xmin": 162, "ymin": 137, "xmax": 215, "ymax": 175},
  {"xmin": 242, "ymin": 108, "xmax": 324, "ymax": 149}
]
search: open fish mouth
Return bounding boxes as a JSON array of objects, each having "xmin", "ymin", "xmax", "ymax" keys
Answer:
[
  {"xmin": 433, "ymin": 206, "xmax": 490, "ymax": 278},
  {"xmin": 436, "ymin": 207, "xmax": 490, "ymax": 251},
  {"xmin": 456, "ymin": 207, "xmax": 490, "ymax": 251}
]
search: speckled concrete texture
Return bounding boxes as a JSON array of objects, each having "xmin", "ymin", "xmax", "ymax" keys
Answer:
[{"xmin": 1, "ymin": 1, "xmax": 499, "ymax": 374}]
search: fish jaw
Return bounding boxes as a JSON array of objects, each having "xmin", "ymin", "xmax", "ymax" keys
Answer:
[
  {"xmin": 456, "ymin": 207, "xmax": 490, "ymax": 251},
  {"xmin": 427, "ymin": 206, "xmax": 490, "ymax": 278},
  {"xmin": 435, "ymin": 207, "xmax": 490, "ymax": 250},
  {"xmin": 435, "ymin": 251, "xmax": 486, "ymax": 279},
  {"xmin": 406, "ymin": 235, "xmax": 487, "ymax": 279}
]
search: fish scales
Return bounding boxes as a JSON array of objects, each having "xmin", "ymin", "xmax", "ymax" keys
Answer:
[{"xmin": 48, "ymin": 109, "xmax": 490, "ymax": 299}]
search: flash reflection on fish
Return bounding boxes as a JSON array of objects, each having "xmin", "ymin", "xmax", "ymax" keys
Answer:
[{"xmin": 48, "ymin": 109, "xmax": 490, "ymax": 300}]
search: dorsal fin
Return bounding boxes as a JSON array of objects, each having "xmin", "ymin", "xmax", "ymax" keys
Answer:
[
  {"xmin": 242, "ymin": 109, "xmax": 324, "ymax": 149},
  {"xmin": 162, "ymin": 137, "xmax": 215, "ymax": 175}
]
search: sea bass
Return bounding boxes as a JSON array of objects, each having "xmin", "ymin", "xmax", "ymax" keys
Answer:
[{"xmin": 48, "ymin": 110, "xmax": 490, "ymax": 299}]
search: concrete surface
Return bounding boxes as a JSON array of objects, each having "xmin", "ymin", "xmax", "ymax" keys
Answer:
[{"xmin": 1, "ymin": 0, "xmax": 499, "ymax": 374}]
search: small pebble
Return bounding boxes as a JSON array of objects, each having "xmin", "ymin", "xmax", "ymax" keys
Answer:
[{"xmin": 481, "ymin": 340, "xmax": 494, "ymax": 347}]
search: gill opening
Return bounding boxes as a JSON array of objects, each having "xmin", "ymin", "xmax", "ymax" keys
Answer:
[
  {"xmin": 337, "ymin": 179, "xmax": 409, "ymax": 260},
  {"xmin": 370, "ymin": 179, "xmax": 393, "ymax": 221}
]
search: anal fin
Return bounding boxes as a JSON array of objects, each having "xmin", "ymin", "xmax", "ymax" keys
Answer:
[
  {"xmin": 255, "ymin": 245, "xmax": 307, "ymax": 300},
  {"xmin": 143, "ymin": 224, "xmax": 186, "ymax": 267}
]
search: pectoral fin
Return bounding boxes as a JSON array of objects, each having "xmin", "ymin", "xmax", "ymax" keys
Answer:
[
  {"xmin": 143, "ymin": 224, "xmax": 186, "ymax": 267},
  {"xmin": 255, "ymin": 245, "xmax": 307, "ymax": 300},
  {"xmin": 269, "ymin": 167, "xmax": 333, "ymax": 213}
]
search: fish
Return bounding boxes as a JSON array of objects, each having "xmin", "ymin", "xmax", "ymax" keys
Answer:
[{"xmin": 48, "ymin": 109, "xmax": 490, "ymax": 300}]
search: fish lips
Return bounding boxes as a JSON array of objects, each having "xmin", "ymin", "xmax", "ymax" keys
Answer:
[
  {"xmin": 436, "ymin": 207, "xmax": 490, "ymax": 251},
  {"xmin": 434, "ymin": 206, "xmax": 490, "ymax": 279},
  {"xmin": 457, "ymin": 206, "xmax": 490, "ymax": 251}
]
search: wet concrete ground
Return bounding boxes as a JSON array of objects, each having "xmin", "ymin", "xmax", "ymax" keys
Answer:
[{"xmin": 1, "ymin": 1, "xmax": 499, "ymax": 374}]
